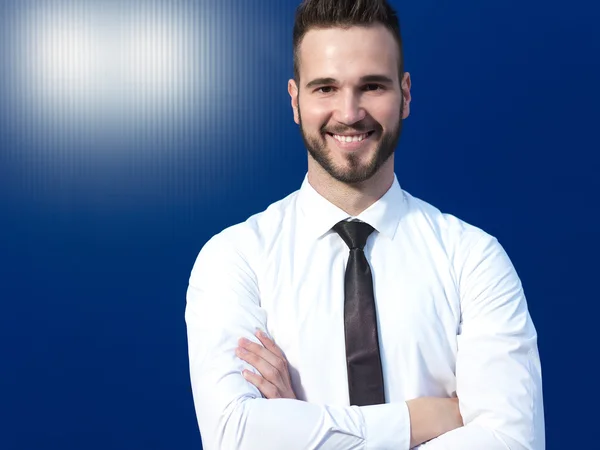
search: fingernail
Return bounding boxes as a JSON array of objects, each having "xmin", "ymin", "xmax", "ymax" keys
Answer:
[
  {"xmin": 237, "ymin": 347, "xmax": 247, "ymax": 354},
  {"xmin": 257, "ymin": 329, "xmax": 268, "ymax": 339}
]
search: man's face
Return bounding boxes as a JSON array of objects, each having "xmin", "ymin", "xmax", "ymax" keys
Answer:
[{"xmin": 289, "ymin": 24, "xmax": 411, "ymax": 184}]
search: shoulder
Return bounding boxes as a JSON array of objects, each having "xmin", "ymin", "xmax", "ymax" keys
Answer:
[
  {"xmin": 404, "ymin": 191, "xmax": 518, "ymax": 289},
  {"xmin": 403, "ymin": 191, "xmax": 522, "ymax": 308},
  {"xmin": 403, "ymin": 190, "xmax": 496, "ymax": 253},
  {"xmin": 195, "ymin": 188, "xmax": 300, "ymax": 267}
]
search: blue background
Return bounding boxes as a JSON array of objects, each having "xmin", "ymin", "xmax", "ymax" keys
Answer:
[{"xmin": 1, "ymin": 0, "xmax": 598, "ymax": 448}]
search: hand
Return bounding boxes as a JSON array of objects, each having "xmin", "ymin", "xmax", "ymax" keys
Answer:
[
  {"xmin": 236, "ymin": 330, "xmax": 297, "ymax": 400},
  {"xmin": 407, "ymin": 396, "xmax": 463, "ymax": 447}
]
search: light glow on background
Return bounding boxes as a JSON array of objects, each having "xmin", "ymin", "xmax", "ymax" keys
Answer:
[
  {"xmin": 0, "ymin": 0, "xmax": 274, "ymax": 203},
  {"xmin": 9, "ymin": 0, "xmax": 219, "ymax": 145}
]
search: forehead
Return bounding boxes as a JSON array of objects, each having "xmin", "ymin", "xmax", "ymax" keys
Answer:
[{"xmin": 297, "ymin": 24, "xmax": 399, "ymax": 84}]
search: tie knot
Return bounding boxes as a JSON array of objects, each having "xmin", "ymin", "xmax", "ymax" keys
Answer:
[{"xmin": 333, "ymin": 220, "xmax": 375, "ymax": 250}]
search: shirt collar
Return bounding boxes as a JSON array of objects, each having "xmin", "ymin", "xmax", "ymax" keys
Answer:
[{"xmin": 297, "ymin": 173, "xmax": 407, "ymax": 241}]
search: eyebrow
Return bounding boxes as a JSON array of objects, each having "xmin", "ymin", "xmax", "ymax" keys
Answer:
[{"xmin": 305, "ymin": 75, "xmax": 395, "ymax": 89}]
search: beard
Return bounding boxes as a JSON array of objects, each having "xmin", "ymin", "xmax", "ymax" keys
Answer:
[{"xmin": 298, "ymin": 98, "xmax": 404, "ymax": 184}]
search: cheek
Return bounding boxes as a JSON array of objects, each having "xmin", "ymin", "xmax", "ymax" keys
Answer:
[
  {"xmin": 300, "ymin": 101, "xmax": 331, "ymax": 130},
  {"xmin": 373, "ymin": 102, "xmax": 402, "ymax": 128}
]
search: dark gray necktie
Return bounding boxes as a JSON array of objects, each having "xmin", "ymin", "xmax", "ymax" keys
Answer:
[{"xmin": 333, "ymin": 220, "xmax": 385, "ymax": 406}]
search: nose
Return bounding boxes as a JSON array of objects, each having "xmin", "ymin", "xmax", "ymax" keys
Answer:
[{"xmin": 333, "ymin": 90, "xmax": 366, "ymax": 126}]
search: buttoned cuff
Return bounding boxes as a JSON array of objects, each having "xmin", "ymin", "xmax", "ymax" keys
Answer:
[{"xmin": 361, "ymin": 402, "xmax": 411, "ymax": 450}]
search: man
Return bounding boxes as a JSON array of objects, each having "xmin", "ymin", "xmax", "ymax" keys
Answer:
[{"xmin": 185, "ymin": 0, "xmax": 545, "ymax": 448}]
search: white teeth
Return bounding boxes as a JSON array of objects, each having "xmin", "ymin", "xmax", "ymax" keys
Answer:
[{"xmin": 332, "ymin": 133, "xmax": 369, "ymax": 143}]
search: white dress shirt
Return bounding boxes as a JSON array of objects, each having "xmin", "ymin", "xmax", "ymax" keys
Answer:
[{"xmin": 185, "ymin": 174, "xmax": 545, "ymax": 450}]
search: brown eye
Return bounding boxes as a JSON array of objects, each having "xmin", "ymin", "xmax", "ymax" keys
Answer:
[
  {"xmin": 364, "ymin": 84, "xmax": 383, "ymax": 91},
  {"xmin": 317, "ymin": 86, "xmax": 334, "ymax": 94}
]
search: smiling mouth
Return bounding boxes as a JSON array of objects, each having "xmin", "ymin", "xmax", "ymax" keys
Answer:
[{"xmin": 326, "ymin": 131, "xmax": 375, "ymax": 143}]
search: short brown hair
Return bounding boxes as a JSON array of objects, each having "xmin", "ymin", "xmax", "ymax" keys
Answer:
[{"xmin": 292, "ymin": 0, "xmax": 404, "ymax": 82}]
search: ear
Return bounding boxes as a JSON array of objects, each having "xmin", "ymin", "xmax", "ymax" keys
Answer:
[
  {"xmin": 288, "ymin": 79, "xmax": 300, "ymax": 124},
  {"xmin": 401, "ymin": 72, "xmax": 412, "ymax": 119}
]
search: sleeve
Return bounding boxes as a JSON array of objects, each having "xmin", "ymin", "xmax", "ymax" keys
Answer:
[
  {"xmin": 420, "ymin": 232, "xmax": 545, "ymax": 449},
  {"xmin": 184, "ymin": 230, "xmax": 411, "ymax": 450}
]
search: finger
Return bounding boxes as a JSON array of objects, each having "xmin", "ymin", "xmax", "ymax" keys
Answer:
[
  {"xmin": 238, "ymin": 337, "xmax": 282, "ymax": 371},
  {"xmin": 236, "ymin": 346, "xmax": 280, "ymax": 382},
  {"xmin": 254, "ymin": 332, "xmax": 289, "ymax": 379},
  {"xmin": 236, "ymin": 346, "xmax": 264, "ymax": 368},
  {"xmin": 255, "ymin": 330, "xmax": 285, "ymax": 360},
  {"xmin": 242, "ymin": 370, "xmax": 280, "ymax": 399}
]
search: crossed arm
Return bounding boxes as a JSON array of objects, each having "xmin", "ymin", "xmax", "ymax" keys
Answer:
[
  {"xmin": 185, "ymin": 231, "xmax": 545, "ymax": 449},
  {"xmin": 237, "ymin": 329, "xmax": 464, "ymax": 448},
  {"xmin": 185, "ymin": 235, "xmax": 414, "ymax": 449}
]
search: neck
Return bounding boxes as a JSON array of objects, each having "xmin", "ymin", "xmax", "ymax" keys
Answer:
[{"xmin": 307, "ymin": 156, "xmax": 395, "ymax": 217}]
